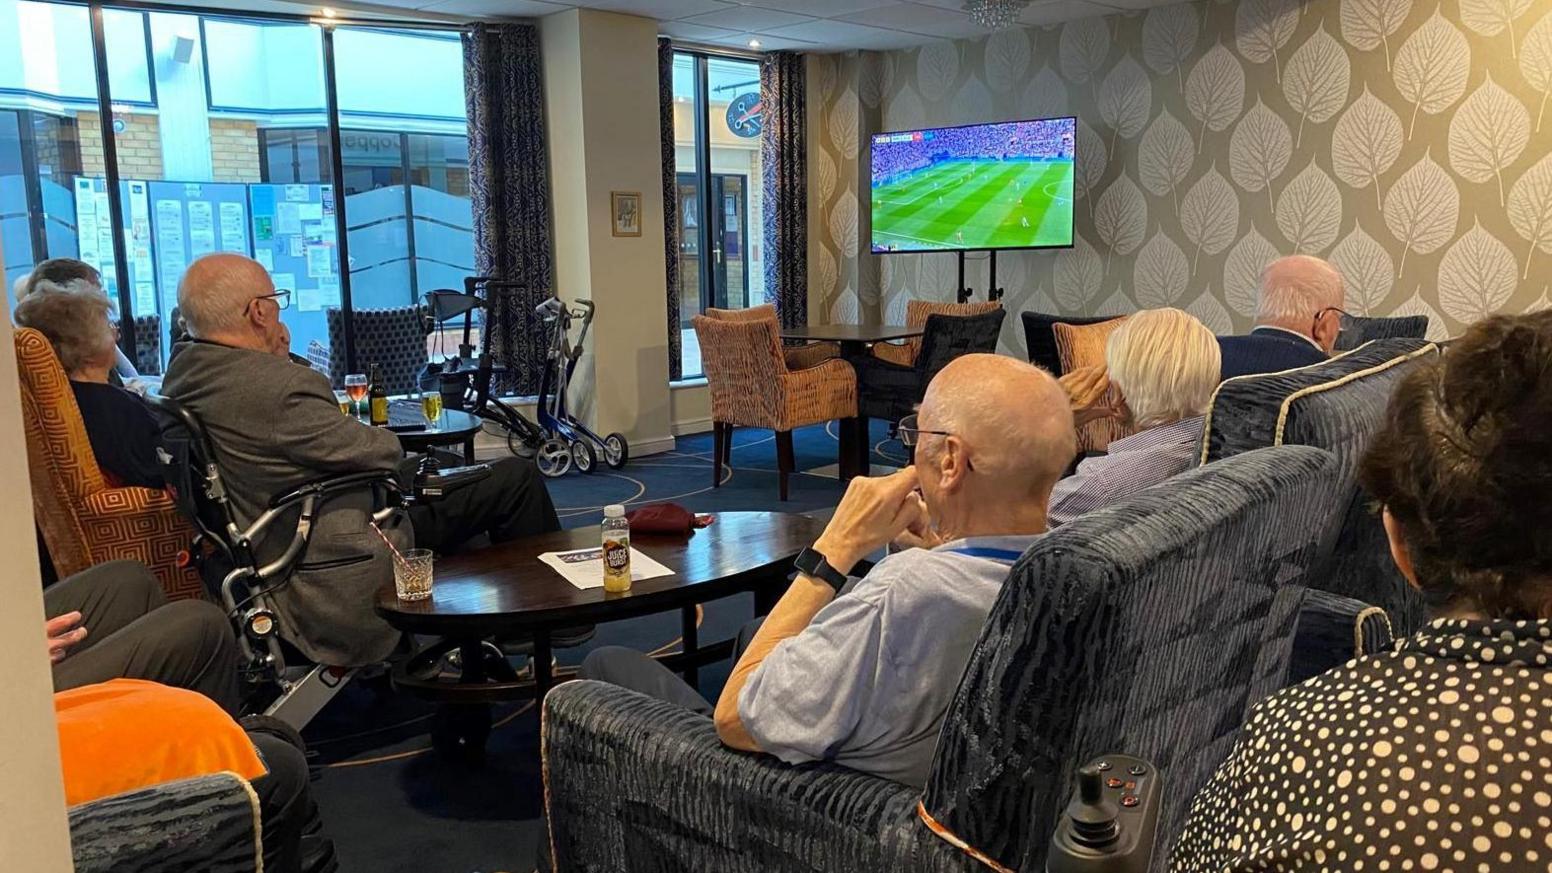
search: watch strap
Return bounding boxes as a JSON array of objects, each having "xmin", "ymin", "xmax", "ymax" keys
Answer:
[{"xmin": 794, "ymin": 547, "xmax": 848, "ymax": 592}]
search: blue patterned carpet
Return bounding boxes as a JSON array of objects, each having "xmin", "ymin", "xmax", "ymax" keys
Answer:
[{"xmin": 304, "ymin": 421, "xmax": 902, "ymax": 873}]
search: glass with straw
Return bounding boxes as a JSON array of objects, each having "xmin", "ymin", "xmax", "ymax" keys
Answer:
[{"xmin": 373, "ymin": 523, "xmax": 434, "ymax": 601}]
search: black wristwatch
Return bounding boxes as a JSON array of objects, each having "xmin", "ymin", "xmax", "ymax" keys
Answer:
[{"xmin": 793, "ymin": 547, "xmax": 849, "ymax": 592}]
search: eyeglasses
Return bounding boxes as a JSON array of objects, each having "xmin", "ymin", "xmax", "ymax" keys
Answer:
[
  {"xmin": 1312, "ymin": 306, "xmax": 1348, "ymax": 335},
  {"xmin": 244, "ymin": 290, "xmax": 292, "ymax": 315},
  {"xmin": 896, "ymin": 413, "xmax": 953, "ymax": 448}
]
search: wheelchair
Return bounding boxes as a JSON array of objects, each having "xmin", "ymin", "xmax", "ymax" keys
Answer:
[{"xmin": 147, "ymin": 393, "xmax": 486, "ymax": 729}]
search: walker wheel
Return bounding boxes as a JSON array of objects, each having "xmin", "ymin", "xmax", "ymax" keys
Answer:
[
  {"xmin": 536, "ymin": 438, "xmax": 572, "ymax": 478},
  {"xmin": 506, "ymin": 427, "xmax": 538, "ymax": 459},
  {"xmin": 602, "ymin": 432, "xmax": 630, "ymax": 469},
  {"xmin": 571, "ymin": 439, "xmax": 597, "ymax": 474}
]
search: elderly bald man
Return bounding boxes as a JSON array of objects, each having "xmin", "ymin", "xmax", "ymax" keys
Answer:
[
  {"xmin": 161, "ymin": 253, "xmax": 559, "ymax": 667},
  {"xmin": 577, "ymin": 354, "xmax": 1073, "ymax": 788},
  {"xmin": 1218, "ymin": 254, "xmax": 1346, "ymax": 380}
]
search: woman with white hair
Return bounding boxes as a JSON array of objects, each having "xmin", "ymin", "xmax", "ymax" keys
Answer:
[
  {"xmin": 1047, "ymin": 307, "xmax": 1221, "ymax": 526},
  {"xmin": 15, "ymin": 258, "xmax": 141, "ymax": 382},
  {"xmin": 14, "ymin": 285, "xmax": 165, "ymax": 489}
]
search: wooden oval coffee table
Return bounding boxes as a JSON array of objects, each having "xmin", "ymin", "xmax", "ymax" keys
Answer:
[{"xmin": 376, "ymin": 511, "xmax": 825, "ymax": 753}]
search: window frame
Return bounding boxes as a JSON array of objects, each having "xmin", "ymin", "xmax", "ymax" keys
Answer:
[{"xmin": 26, "ymin": 0, "xmax": 469, "ymax": 375}]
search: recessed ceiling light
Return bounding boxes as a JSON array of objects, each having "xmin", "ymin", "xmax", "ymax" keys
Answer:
[
  {"xmin": 321, "ymin": 7, "xmax": 337, "ymax": 17},
  {"xmin": 748, "ymin": 38, "xmax": 761, "ymax": 48}
]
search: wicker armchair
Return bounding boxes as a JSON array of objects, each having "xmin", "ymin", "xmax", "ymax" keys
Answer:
[
  {"xmin": 704, "ymin": 304, "xmax": 839, "ymax": 370},
  {"xmin": 853, "ymin": 308, "xmax": 1006, "ymax": 425},
  {"xmin": 16, "ymin": 327, "xmax": 202, "ymax": 601},
  {"xmin": 542, "ymin": 445, "xmax": 1339, "ymax": 872},
  {"xmin": 692, "ymin": 314, "xmax": 856, "ymax": 501},
  {"xmin": 872, "ymin": 299, "xmax": 1002, "ymax": 366}
]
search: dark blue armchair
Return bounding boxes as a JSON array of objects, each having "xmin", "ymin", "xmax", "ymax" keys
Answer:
[{"xmin": 542, "ymin": 445, "xmax": 1339, "ymax": 872}]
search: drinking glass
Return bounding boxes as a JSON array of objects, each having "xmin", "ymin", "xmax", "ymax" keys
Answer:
[
  {"xmin": 421, "ymin": 390, "xmax": 443, "ymax": 425},
  {"xmin": 344, "ymin": 374, "xmax": 368, "ymax": 418},
  {"xmin": 335, "ymin": 391, "xmax": 351, "ymax": 415},
  {"xmin": 393, "ymin": 549, "xmax": 435, "ymax": 601}
]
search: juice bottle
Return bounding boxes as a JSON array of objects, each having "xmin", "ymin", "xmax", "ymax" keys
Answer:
[{"xmin": 601, "ymin": 504, "xmax": 631, "ymax": 593}]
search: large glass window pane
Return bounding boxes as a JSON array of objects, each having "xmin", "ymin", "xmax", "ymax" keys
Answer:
[
  {"xmin": 105, "ymin": 9, "xmax": 335, "ymax": 369},
  {"xmin": 706, "ymin": 57, "xmax": 764, "ymax": 311},
  {"xmin": 673, "ymin": 52, "xmax": 702, "ymax": 378},
  {"xmin": 0, "ymin": 1, "xmax": 108, "ymax": 310},
  {"xmin": 335, "ymin": 27, "xmax": 473, "ymax": 368}
]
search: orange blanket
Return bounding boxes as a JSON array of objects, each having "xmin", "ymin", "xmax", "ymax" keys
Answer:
[{"xmin": 55, "ymin": 679, "xmax": 266, "ymax": 806}]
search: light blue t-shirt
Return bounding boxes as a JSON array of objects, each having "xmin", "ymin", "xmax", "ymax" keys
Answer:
[{"xmin": 737, "ymin": 534, "xmax": 1037, "ymax": 788}]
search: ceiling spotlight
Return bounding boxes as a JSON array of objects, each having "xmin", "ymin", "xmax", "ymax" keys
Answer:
[
  {"xmin": 748, "ymin": 38, "xmax": 761, "ymax": 48},
  {"xmin": 963, "ymin": 0, "xmax": 1029, "ymax": 29},
  {"xmin": 321, "ymin": 7, "xmax": 337, "ymax": 17}
]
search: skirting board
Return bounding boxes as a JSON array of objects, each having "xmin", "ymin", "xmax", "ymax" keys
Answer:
[{"xmin": 672, "ymin": 416, "xmax": 713, "ymax": 437}]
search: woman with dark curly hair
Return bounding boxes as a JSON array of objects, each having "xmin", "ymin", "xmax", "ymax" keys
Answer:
[{"xmin": 1171, "ymin": 310, "xmax": 1552, "ymax": 873}]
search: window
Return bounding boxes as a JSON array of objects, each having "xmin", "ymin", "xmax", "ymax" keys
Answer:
[
  {"xmin": 0, "ymin": 0, "xmax": 109, "ymax": 304},
  {"xmin": 672, "ymin": 50, "xmax": 767, "ymax": 379},
  {"xmin": 1, "ymin": 2, "xmax": 476, "ymax": 381}
]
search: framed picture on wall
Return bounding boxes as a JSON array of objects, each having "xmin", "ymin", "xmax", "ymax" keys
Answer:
[{"xmin": 611, "ymin": 191, "xmax": 642, "ymax": 238}]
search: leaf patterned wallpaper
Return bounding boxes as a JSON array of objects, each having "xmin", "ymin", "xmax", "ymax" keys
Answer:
[{"xmin": 807, "ymin": 0, "xmax": 1552, "ymax": 354}]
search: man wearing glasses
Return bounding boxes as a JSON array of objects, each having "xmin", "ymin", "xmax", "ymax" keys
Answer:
[
  {"xmin": 161, "ymin": 253, "xmax": 559, "ymax": 668},
  {"xmin": 1217, "ymin": 255, "xmax": 1346, "ymax": 381},
  {"xmin": 577, "ymin": 354, "xmax": 1075, "ymax": 788}
]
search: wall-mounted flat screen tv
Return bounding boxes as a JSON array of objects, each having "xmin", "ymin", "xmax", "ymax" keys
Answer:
[{"xmin": 869, "ymin": 116, "xmax": 1076, "ymax": 254}]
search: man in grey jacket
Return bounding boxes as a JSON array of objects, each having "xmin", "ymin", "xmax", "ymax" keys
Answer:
[{"xmin": 161, "ymin": 253, "xmax": 558, "ymax": 667}]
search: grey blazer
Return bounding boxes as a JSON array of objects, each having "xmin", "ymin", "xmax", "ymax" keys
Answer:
[{"xmin": 162, "ymin": 341, "xmax": 410, "ymax": 666}]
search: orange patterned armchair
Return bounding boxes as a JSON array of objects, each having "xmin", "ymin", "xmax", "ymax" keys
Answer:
[
  {"xmin": 873, "ymin": 300, "xmax": 1003, "ymax": 366},
  {"xmin": 704, "ymin": 304, "xmax": 839, "ymax": 371},
  {"xmin": 16, "ymin": 327, "xmax": 203, "ymax": 600},
  {"xmin": 692, "ymin": 314, "xmax": 857, "ymax": 501}
]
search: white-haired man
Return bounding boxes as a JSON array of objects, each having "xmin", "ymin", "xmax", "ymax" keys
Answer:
[
  {"xmin": 1218, "ymin": 254, "xmax": 1345, "ymax": 380},
  {"xmin": 1047, "ymin": 307, "xmax": 1221, "ymax": 525},
  {"xmin": 578, "ymin": 354, "xmax": 1074, "ymax": 788},
  {"xmin": 161, "ymin": 253, "xmax": 559, "ymax": 666}
]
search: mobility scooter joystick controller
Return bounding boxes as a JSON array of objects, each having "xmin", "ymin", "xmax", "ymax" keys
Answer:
[{"xmin": 1047, "ymin": 755, "xmax": 1162, "ymax": 873}]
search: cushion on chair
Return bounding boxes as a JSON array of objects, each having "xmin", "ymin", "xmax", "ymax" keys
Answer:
[
  {"xmin": 1334, "ymin": 313, "xmax": 1429, "ymax": 351},
  {"xmin": 1021, "ymin": 311, "xmax": 1113, "ymax": 375},
  {"xmin": 326, "ymin": 305, "xmax": 429, "ymax": 395},
  {"xmin": 1202, "ymin": 338, "xmax": 1439, "ymax": 638},
  {"xmin": 921, "ymin": 444, "xmax": 1339, "ymax": 872},
  {"xmin": 1051, "ymin": 317, "xmax": 1131, "ymax": 452},
  {"xmin": 875, "ymin": 300, "xmax": 1002, "ymax": 365}
]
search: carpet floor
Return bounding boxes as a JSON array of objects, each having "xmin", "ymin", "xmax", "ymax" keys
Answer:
[{"xmin": 302, "ymin": 421, "xmax": 904, "ymax": 873}]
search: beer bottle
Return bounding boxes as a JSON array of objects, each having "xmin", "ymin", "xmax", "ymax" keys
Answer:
[{"xmin": 368, "ymin": 363, "xmax": 390, "ymax": 426}]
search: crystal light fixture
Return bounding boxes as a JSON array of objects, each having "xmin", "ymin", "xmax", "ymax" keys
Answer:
[{"xmin": 963, "ymin": 0, "xmax": 1029, "ymax": 29}]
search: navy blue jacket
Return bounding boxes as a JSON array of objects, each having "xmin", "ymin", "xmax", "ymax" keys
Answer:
[{"xmin": 1217, "ymin": 327, "xmax": 1328, "ymax": 381}]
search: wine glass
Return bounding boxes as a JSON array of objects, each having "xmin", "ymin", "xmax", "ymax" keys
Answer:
[{"xmin": 344, "ymin": 374, "xmax": 368, "ymax": 419}]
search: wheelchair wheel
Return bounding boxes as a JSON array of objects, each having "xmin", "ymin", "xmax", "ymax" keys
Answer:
[
  {"xmin": 571, "ymin": 439, "xmax": 597, "ymax": 474},
  {"xmin": 430, "ymin": 704, "xmax": 491, "ymax": 762},
  {"xmin": 602, "ymin": 432, "xmax": 629, "ymax": 469},
  {"xmin": 536, "ymin": 438, "xmax": 572, "ymax": 478}
]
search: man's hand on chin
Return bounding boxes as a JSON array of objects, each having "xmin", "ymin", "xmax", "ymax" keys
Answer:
[{"xmin": 813, "ymin": 467, "xmax": 923, "ymax": 574}]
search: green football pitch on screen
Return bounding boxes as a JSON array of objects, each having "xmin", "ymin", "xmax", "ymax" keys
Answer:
[{"xmin": 870, "ymin": 158, "xmax": 1075, "ymax": 253}]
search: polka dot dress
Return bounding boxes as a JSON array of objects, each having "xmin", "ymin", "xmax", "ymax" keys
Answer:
[{"xmin": 1170, "ymin": 617, "xmax": 1552, "ymax": 873}]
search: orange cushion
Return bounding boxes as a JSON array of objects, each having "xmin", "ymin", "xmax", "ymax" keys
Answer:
[
  {"xmin": 55, "ymin": 679, "xmax": 265, "ymax": 806},
  {"xmin": 1052, "ymin": 317, "xmax": 1134, "ymax": 452}
]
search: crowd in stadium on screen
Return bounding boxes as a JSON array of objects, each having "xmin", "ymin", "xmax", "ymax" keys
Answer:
[{"xmin": 870, "ymin": 120, "xmax": 1074, "ymax": 185}]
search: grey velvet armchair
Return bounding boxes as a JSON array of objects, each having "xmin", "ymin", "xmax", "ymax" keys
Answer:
[
  {"xmin": 1201, "ymin": 337, "xmax": 1440, "ymax": 681},
  {"xmin": 542, "ymin": 444, "xmax": 1339, "ymax": 873},
  {"xmin": 69, "ymin": 772, "xmax": 261, "ymax": 872}
]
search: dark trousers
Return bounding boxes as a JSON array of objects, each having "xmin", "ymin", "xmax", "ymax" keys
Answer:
[
  {"xmin": 46, "ymin": 560, "xmax": 242, "ymax": 716},
  {"xmin": 404, "ymin": 455, "xmax": 560, "ymax": 552},
  {"xmin": 249, "ymin": 730, "xmax": 323, "ymax": 873},
  {"xmin": 576, "ymin": 618, "xmax": 766, "ymax": 716}
]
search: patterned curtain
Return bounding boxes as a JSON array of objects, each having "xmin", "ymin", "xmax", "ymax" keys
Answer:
[
  {"xmin": 463, "ymin": 23, "xmax": 554, "ymax": 395},
  {"xmin": 659, "ymin": 38, "xmax": 682, "ymax": 381},
  {"xmin": 761, "ymin": 52, "xmax": 807, "ymax": 331}
]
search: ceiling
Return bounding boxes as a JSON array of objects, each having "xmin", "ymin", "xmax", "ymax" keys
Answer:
[{"xmin": 259, "ymin": 0, "xmax": 1170, "ymax": 52}]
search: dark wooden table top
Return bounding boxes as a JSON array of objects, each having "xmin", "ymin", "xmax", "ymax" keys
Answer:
[
  {"xmin": 375, "ymin": 510, "xmax": 826, "ymax": 635},
  {"xmin": 388, "ymin": 404, "xmax": 482, "ymax": 444},
  {"xmin": 780, "ymin": 324, "xmax": 924, "ymax": 344}
]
